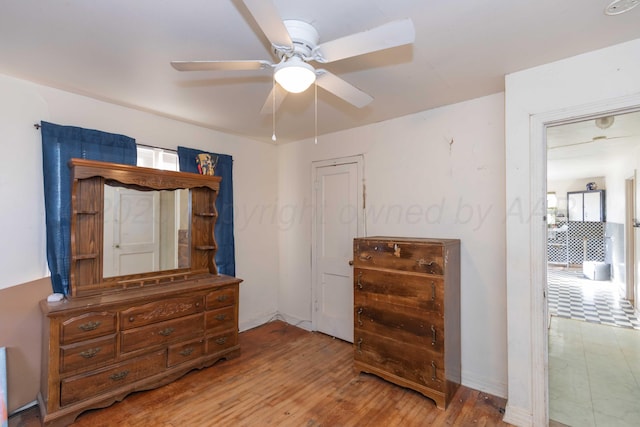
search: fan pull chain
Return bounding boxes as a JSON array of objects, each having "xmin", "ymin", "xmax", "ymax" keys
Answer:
[
  {"xmin": 314, "ymin": 81, "xmax": 318, "ymax": 144},
  {"xmin": 272, "ymin": 75, "xmax": 277, "ymax": 142}
]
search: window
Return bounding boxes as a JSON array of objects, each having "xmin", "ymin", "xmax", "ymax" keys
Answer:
[{"xmin": 137, "ymin": 146, "xmax": 178, "ymax": 171}]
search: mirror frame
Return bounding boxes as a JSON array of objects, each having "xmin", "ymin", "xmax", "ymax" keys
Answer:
[{"xmin": 69, "ymin": 158, "xmax": 222, "ymax": 298}]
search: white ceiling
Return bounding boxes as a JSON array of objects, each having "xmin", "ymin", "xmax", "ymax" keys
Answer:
[
  {"xmin": 547, "ymin": 110, "xmax": 640, "ymax": 181},
  {"xmin": 1, "ymin": 0, "xmax": 640, "ymax": 144}
]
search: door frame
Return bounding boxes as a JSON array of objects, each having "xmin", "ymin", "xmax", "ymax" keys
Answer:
[
  {"xmin": 625, "ymin": 175, "xmax": 636, "ymax": 303},
  {"xmin": 310, "ymin": 155, "xmax": 365, "ymax": 335},
  {"xmin": 530, "ymin": 97, "xmax": 640, "ymax": 426}
]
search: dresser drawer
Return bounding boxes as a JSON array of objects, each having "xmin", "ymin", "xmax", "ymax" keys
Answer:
[
  {"xmin": 205, "ymin": 286, "xmax": 237, "ymax": 310},
  {"xmin": 354, "ymin": 299, "xmax": 444, "ymax": 352},
  {"xmin": 354, "ymin": 239, "xmax": 445, "ymax": 275},
  {"xmin": 120, "ymin": 295, "xmax": 204, "ymax": 330},
  {"xmin": 167, "ymin": 338, "xmax": 205, "ymax": 368},
  {"xmin": 354, "ymin": 268, "xmax": 444, "ymax": 313},
  {"xmin": 60, "ymin": 335, "xmax": 117, "ymax": 373},
  {"xmin": 61, "ymin": 312, "xmax": 117, "ymax": 345},
  {"xmin": 121, "ymin": 313, "xmax": 204, "ymax": 353},
  {"xmin": 354, "ymin": 330, "xmax": 445, "ymax": 392},
  {"xmin": 206, "ymin": 330, "xmax": 238, "ymax": 354},
  {"xmin": 60, "ymin": 350, "xmax": 165, "ymax": 407},
  {"xmin": 205, "ymin": 306, "xmax": 236, "ymax": 334}
]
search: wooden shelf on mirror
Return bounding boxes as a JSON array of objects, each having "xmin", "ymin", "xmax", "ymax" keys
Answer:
[
  {"xmin": 195, "ymin": 245, "xmax": 217, "ymax": 251},
  {"xmin": 194, "ymin": 212, "xmax": 218, "ymax": 217}
]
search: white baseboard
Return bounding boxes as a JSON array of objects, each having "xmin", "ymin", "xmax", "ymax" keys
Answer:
[
  {"xmin": 502, "ymin": 403, "xmax": 532, "ymax": 427},
  {"xmin": 239, "ymin": 312, "xmax": 312, "ymax": 333},
  {"xmin": 461, "ymin": 370, "xmax": 507, "ymax": 399}
]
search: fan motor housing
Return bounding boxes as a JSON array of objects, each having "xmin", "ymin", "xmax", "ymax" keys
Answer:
[{"xmin": 274, "ymin": 20, "xmax": 319, "ymax": 59}]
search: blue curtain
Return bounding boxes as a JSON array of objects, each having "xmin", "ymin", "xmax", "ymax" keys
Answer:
[
  {"xmin": 177, "ymin": 146, "xmax": 235, "ymax": 276},
  {"xmin": 41, "ymin": 121, "xmax": 137, "ymax": 295}
]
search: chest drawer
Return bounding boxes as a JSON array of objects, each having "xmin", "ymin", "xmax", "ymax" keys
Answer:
[
  {"xmin": 121, "ymin": 313, "xmax": 204, "ymax": 353},
  {"xmin": 354, "ymin": 268, "xmax": 444, "ymax": 313},
  {"xmin": 205, "ymin": 286, "xmax": 237, "ymax": 310},
  {"xmin": 205, "ymin": 306, "xmax": 236, "ymax": 334},
  {"xmin": 354, "ymin": 299, "xmax": 444, "ymax": 352},
  {"xmin": 61, "ymin": 312, "xmax": 117, "ymax": 345},
  {"xmin": 354, "ymin": 330, "xmax": 445, "ymax": 392},
  {"xmin": 206, "ymin": 330, "xmax": 238, "ymax": 354},
  {"xmin": 354, "ymin": 239, "xmax": 445, "ymax": 275},
  {"xmin": 60, "ymin": 350, "xmax": 165, "ymax": 407},
  {"xmin": 60, "ymin": 335, "xmax": 117, "ymax": 373},
  {"xmin": 167, "ymin": 338, "xmax": 206, "ymax": 368},
  {"xmin": 120, "ymin": 295, "xmax": 204, "ymax": 330}
]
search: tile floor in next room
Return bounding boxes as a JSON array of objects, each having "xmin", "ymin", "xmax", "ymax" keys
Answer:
[{"xmin": 548, "ymin": 268, "xmax": 640, "ymax": 427}]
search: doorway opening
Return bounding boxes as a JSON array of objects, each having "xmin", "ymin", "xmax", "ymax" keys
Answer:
[{"xmin": 546, "ymin": 110, "xmax": 640, "ymax": 426}]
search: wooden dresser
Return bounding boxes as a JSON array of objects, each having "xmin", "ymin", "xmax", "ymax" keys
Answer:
[
  {"xmin": 39, "ymin": 160, "xmax": 242, "ymax": 426},
  {"xmin": 352, "ymin": 237, "xmax": 460, "ymax": 409}
]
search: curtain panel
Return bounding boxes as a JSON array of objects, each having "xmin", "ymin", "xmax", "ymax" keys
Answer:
[
  {"xmin": 177, "ymin": 146, "xmax": 235, "ymax": 276},
  {"xmin": 40, "ymin": 121, "xmax": 137, "ymax": 295}
]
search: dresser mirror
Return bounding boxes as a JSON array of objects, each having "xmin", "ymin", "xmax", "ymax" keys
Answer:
[
  {"xmin": 69, "ymin": 158, "xmax": 221, "ymax": 297},
  {"xmin": 102, "ymin": 185, "xmax": 191, "ymax": 278}
]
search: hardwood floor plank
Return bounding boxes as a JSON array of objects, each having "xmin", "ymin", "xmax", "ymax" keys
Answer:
[{"xmin": 11, "ymin": 321, "xmax": 511, "ymax": 426}]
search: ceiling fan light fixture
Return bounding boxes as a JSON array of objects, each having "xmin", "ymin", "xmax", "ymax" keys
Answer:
[
  {"xmin": 274, "ymin": 58, "xmax": 316, "ymax": 93},
  {"xmin": 604, "ymin": 0, "xmax": 639, "ymax": 15}
]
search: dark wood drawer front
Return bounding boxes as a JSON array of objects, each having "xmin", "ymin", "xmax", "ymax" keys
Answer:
[
  {"xmin": 354, "ymin": 330, "xmax": 445, "ymax": 392},
  {"xmin": 121, "ymin": 313, "xmax": 204, "ymax": 353},
  {"xmin": 205, "ymin": 306, "xmax": 236, "ymax": 334},
  {"xmin": 167, "ymin": 339, "xmax": 205, "ymax": 368},
  {"xmin": 60, "ymin": 350, "xmax": 166, "ymax": 407},
  {"xmin": 354, "ymin": 240, "xmax": 444, "ymax": 275},
  {"xmin": 61, "ymin": 312, "xmax": 117, "ymax": 345},
  {"xmin": 354, "ymin": 268, "xmax": 444, "ymax": 313},
  {"xmin": 60, "ymin": 335, "xmax": 117, "ymax": 373},
  {"xmin": 205, "ymin": 286, "xmax": 237, "ymax": 310},
  {"xmin": 354, "ymin": 299, "xmax": 444, "ymax": 352},
  {"xmin": 120, "ymin": 296, "xmax": 204, "ymax": 330},
  {"xmin": 206, "ymin": 331, "xmax": 238, "ymax": 354}
]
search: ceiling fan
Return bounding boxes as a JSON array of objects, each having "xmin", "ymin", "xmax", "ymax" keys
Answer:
[{"xmin": 170, "ymin": 0, "xmax": 415, "ymax": 113}]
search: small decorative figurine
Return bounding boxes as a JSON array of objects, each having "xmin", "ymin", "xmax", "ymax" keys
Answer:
[{"xmin": 196, "ymin": 153, "xmax": 218, "ymax": 176}]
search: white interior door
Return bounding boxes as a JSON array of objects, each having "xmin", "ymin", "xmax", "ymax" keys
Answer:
[
  {"xmin": 312, "ymin": 156, "xmax": 363, "ymax": 343},
  {"xmin": 103, "ymin": 186, "xmax": 160, "ymax": 277}
]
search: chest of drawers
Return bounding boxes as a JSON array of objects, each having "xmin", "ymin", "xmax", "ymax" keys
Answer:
[
  {"xmin": 353, "ymin": 237, "xmax": 460, "ymax": 409},
  {"xmin": 39, "ymin": 275, "xmax": 241, "ymax": 427}
]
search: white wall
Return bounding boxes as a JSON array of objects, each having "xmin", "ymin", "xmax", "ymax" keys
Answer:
[
  {"xmin": 277, "ymin": 93, "xmax": 507, "ymax": 397},
  {"xmin": 505, "ymin": 38, "xmax": 640, "ymax": 426},
  {"xmin": 0, "ymin": 73, "xmax": 280, "ymax": 330}
]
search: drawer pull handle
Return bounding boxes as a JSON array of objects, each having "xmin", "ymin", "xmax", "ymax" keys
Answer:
[
  {"xmin": 418, "ymin": 258, "xmax": 434, "ymax": 268},
  {"xmin": 358, "ymin": 254, "xmax": 372, "ymax": 261},
  {"xmin": 78, "ymin": 321, "xmax": 101, "ymax": 331},
  {"xmin": 215, "ymin": 314, "xmax": 227, "ymax": 321},
  {"xmin": 431, "ymin": 282, "xmax": 436, "ymax": 301},
  {"xmin": 129, "ymin": 316, "xmax": 135, "ymax": 323},
  {"xmin": 356, "ymin": 338, "xmax": 363, "ymax": 354},
  {"xmin": 195, "ymin": 302, "xmax": 201, "ymax": 307},
  {"xmin": 158, "ymin": 327, "xmax": 175, "ymax": 336},
  {"xmin": 431, "ymin": 325, "xmax": 437, "ymax": 346},
  {"xmin": 217, "ymin": 295, "xmax": 228, "ymax": 302},
  {"xmin": 431, "ymin": 361, "xmax": 437, "ymax": 381},
  {"xmin": 110, "ymin": 370, "xmax": 129, "ymax": 381},
  {"xmin": 357, "ymin": 307, "xmax": 363, "ymax": 326},
  {"xmin": 215, "ymin": 337, "xmax": 228, "ymax": 345},
  {"xmin": 79, "ymin": 347, "xmax": 102, "ymax": 359},
  {"xmin": 356, "ymin": 271, "xmax": 363, "ymax": 290},
  {"xmin": 179, "ymin": 347, "xmax": 194, "ymax": 356}
]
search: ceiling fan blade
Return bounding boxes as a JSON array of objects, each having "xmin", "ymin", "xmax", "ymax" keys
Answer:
[
  {"xmin": 242, "ymin": 0, "xmax": 293, "ymax": 49},
  {"xmin": 171, "ymin": 60, "xmax": 272, "ymax": 71},
  {"xmin": 315, "ymin": 70, "xmax": 373, "ymax": 108},
  {"xmin": 260, "ymin": 83, "xmax": 288, "ymax": 115},
  {"xmin": 313, "ymin": 19, "xmax": 415, "ymax": 63}
]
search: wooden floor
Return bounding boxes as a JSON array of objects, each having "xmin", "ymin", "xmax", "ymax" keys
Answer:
[{"xmin": 11, "ymin": 321, "xmax": 511, "ymax": 426}]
